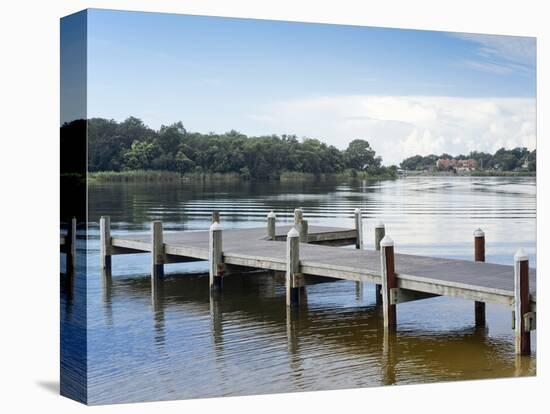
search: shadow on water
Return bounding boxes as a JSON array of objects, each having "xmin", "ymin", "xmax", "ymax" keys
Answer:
[{"xmin": 100, "ymin": 272, "xmax": 535, "ymax": 387}]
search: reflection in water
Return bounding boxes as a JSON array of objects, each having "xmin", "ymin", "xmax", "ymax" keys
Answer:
[{"xmin": 75, "ymin": 177, "xmax": 536, "ymax": 404}]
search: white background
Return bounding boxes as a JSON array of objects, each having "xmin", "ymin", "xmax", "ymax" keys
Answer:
[{"xmin": 0, "ymin": 0, "xmax": 547, "ymax": 412}]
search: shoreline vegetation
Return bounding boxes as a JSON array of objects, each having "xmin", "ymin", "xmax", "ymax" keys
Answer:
[
  {"xmin": 62, "ymin": 117, "xmax": 536, "ymax": 184},
  {"xmin": 72, "ymin": 117, "xmax": 398, "ymax": 182},
  {"xmin": 88, "ymin": 169, "xmax": 397, "ymax": 184}
]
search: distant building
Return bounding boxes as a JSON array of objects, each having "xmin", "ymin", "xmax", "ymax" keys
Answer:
[{"xmin": 436, "ymin": 158, "xmax": 478, "ymax": 171}]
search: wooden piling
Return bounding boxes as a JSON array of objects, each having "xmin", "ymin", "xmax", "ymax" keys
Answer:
[
  {"xmin": 209, "ymin": 221, "xmax": 223, "ymax": 290},
  {"xmin": 212, "ymin": 211, "xmax": 220, "ymax": 223},
  {"xmin": 514, "ymin": 248, "xmax": 530, "ymax": 355},
  {"xmin": 267, "ymin": 211, "xmax": 276, "ymax": 240},
  {"xmin": 151, "ymin": 220, "xmax": 165, "ymax": 279},
  {"xmin": 354, "ymin": 208, "xmax": 363, "ymax": 249},
  {"xmin": 294, "ymin": 208, "xmax": 303, "ymax": 227},
  {"xmin": 286, "ymin": 227, "xmax": 300, "ymax": 307},
  {"xmin": 300, "ymin": 220, "xmax": 308, "ymax": 242},
  {"xmin": 380, "ymin": 235, "xmax": 396, "ymax": 331},
  {"xmin": 67, "ymin": 217, "xmax": 77, "ymax": 275},
  {"xmin": 474, "ymin": 228, "xmax": 486, "ymax": 326},
  {"xmin": 374, "ymin": 222, "xmax": 385, "ymax": 305},
  {"xmin": 99, "ymin": 216, "xmax": 111, "ymax": 278}
]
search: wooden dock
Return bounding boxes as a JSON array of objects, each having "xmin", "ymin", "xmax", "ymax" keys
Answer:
[{"xmin": 99, "ymin": 208, "xmax": 536, "ymax": 355}]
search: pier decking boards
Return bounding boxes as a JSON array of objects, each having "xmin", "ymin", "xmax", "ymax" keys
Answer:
[{"xmin": 99, "ymin": 209, "xmax": 536, "ymax": 355}]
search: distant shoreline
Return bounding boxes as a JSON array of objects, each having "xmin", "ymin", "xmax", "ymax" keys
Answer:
[{"xmin": 401, "ymin": 170, "xmax": 535, "ymax": 177}]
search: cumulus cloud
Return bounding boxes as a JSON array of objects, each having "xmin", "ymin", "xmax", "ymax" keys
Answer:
[{"xmin": 248, "ymin": 95, "xmax": 536, "ymax": 165}]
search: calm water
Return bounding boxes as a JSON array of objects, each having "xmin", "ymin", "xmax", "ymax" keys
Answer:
[{"xmin": 62, "ymin": 177, "xmax": 536, "ymax": 404}]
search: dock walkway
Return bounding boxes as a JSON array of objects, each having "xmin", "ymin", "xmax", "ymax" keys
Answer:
[{"xmin": 98, "ymin": 208, "xmax": 536, "ymax": 355}]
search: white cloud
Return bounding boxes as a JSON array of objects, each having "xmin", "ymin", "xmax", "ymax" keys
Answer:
[
  {"xmin": 248, "ymin": 95, "xmax": 536, "ymax": 165},
  {"xmin": 450, "ymin": 33, "xmax": 535, "ymax": 74}
]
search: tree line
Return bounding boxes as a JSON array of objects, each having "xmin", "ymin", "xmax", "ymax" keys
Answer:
[
  {"xmin": 77, "ymin": 117, "xmax": 396, "ymax": 179},
  {"xmin": 400, "ymin": 148, "xmax": 536, "ymax": 172}
]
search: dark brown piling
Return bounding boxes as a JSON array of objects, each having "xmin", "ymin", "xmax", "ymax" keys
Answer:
[
  {"xmin": 514, "ymin": 248, "xmax": 531, "ymax": 355},
  {"xmin": 474, "ymin": 228, "xmax": 486, "ymax": 327},
  {"xmin": 380, "ymin": 235, "xmax": 396, "ymax": 331}
]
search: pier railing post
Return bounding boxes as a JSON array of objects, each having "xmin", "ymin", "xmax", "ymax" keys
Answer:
[
  {"xmin": 300, "ymin": 220, "xmax": 308, "ymax": 242},
  {"xmin": 374, "ymin": 222, "xmax": 385, "ymax": 305},
  {"xmin": 514, "ymin": 248, "xmax": 530, "ymax": 355},
  {"xmin": 209, "ymin": 222, "xmax": 223, "ymax": 290},
  {"xmin": 474, "ymin": 228, "xmax": 486, "ymax": 326},
  {"xmin": 354, "ymin": 208, "xmax": 363, "ymax": 249},
  {"xmin": 380, "ymin": 235, "xmax": 396, "ymax": 331},
  {"xmin": 151, "ymin": 220, "xmax": 165, "ymax": 279},
  {"xmin": 212, "ymin": 211, "xmax": 220, "ymax": 223},
  {"xmin": 67, "ymin": 217, "xmax": 77, "ymax": 275},
  {"xmin": 267, "ymin": 211, "xmax": 276, "ymax": 240},
  {"xmin": 286, "ymin": 227, "xmax": 301, "ymax": 307},
  {"xmin": 99, "ymin": 216, "xmax": 111, "ymax": 278}
]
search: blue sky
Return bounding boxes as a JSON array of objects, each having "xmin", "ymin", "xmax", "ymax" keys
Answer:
[{"xmin": 84, "ymin": 9, "xmax": 536, "ymax": 164}]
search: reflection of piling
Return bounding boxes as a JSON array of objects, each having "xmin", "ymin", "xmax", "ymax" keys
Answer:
[
  {"xmin": 210, "ymin": 290, "xmax": 223, "ymax": 346},
  {"xmin": 474, "ymin": 228, "xmax": 486, "ymax": 327},
  {"xmin": 374, "ymin": 222, "xmax": 385, "ymax": 305},
  {"xmin": 100, "ymin": 216, "xmax": 112, "ymax": 279},
  {"xmin": 151, "ymin": 277, "xmax": 166, "ymax": 346},
  {"xmin": 514, "ymin": 249, "xmax": 531, "ymax": 355},
  {"xmin": 382, "ymin": 328, "xmax": 397, "ymax": 385},
  {"xmin": 66, "ymin": 217, "xmax": 77, "ymax": 275},
  {"xmin": 380, "ymin": 235, "xmax": 396, "ymax": 331},
  {"xmin": 209, "ymin": 222, "xmax": 223, "ymax": 291}
]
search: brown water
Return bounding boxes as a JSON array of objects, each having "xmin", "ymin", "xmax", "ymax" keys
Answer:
[{"xmin": 62, "ymin": 176, "xmax": 536, "ymax": 404}]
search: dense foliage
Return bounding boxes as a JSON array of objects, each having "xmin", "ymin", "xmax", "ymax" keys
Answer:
[
  {"xmin": 400, "ymin": 148, "xmax": 536, "ymax": 172},
  {"xmin": 77, "ymin": 117, "xmax": 395, "ymax": 179}
]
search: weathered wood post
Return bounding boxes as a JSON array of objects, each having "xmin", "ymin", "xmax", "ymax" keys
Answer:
[
  {"xmin": 294, "ymin": 208, "xmax": 303, "ymax": 227},
  {"xmin": 209, "ymin": 221, "xmax": 223, "ymax": 290},
  {"xmin": 374, "ymin": 222, "xmax": 385, "ymax": 305},
  {"xmin": 380, "ymin": 235, "xmax": 396, "ymax": 331},
  {"xmin": 286, "ymin": 227, "xmax": 300, "ymax": 307},
  {"xmin": 67, "ymin": 217, "xmax": 77, "ymax": 275},
  {"xmin": 474, "ymin": 228, "xmax": 486, "ymax": 326},
  {"xmin": 267, "ymin": 211, "xmax": 276, "ymax": 240},
  {"xmin": 99, "ymin": 216, "xmax": 112, "ymax": 278},
  {"xmin": 514, "ymin": 248, "xmax": 530, "ymax": 355},
  {"xmin": 300, "ymin": 220, "xmax": 308, "ymax": 242},
  {"xmin": 151, "ymin": 220, "xmax": 165, "ymax": 279},
  {"xmin": 212, "ymin": 211, "xmax": 220, "ymax": 223},
  {"xmin": 354, "ymin": 208, "xmax": 363, "ymax": 249}
]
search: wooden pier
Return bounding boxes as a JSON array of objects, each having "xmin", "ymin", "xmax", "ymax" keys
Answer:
[{"xmin": 99, "ymin": 209, "xmax": 536, "ymax": 355}]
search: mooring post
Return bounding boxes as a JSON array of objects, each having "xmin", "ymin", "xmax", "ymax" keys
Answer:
[
  {"xmin": 374, "ymin": 222, "xmax": 385, "ymax": 305},
  {"xmin": 300, "ymin": 220, "xmax": 308, "ymax": 242},
  {"xmin": 294, "ymin": 208, "xmax": 303, "ymax": 229},
  {"xmin": 67, "ymin": 217, "xmax": 77, "ymax": 275},
  {"xmin": 151, "ymin": 220, "xmax": 165, "ymax": 279},
  {"xmin": 380, "ymin": 235, "xmax": 396, "ymax": 331},
  {"xmin": 354, "ymin": 208, "xmax": 363, "ymax": 249},
  {"xmin": 514, "ymin": 248, "xmax": 530, "ymax": 355},
  {"xmin": 212, "ymin": 211, "xmax": 220, "ymax": 223},
  {"xmin": 209, "ymin": 221, "xmax": 223, "ymax": 290},
  {"xmin": 99, "ymin": 216, "xmax": 112, "ymax": 278},
  {"xmin": 286, "ymin": 227, "xmax": 300, "ymax": 307},
  {"xmin": 267, "ymin": 210, "xmax": 276, "ymax": 240},
  {"xmin": 474, "ymin": 228, "xmax": 486, "ymax": 326}
]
